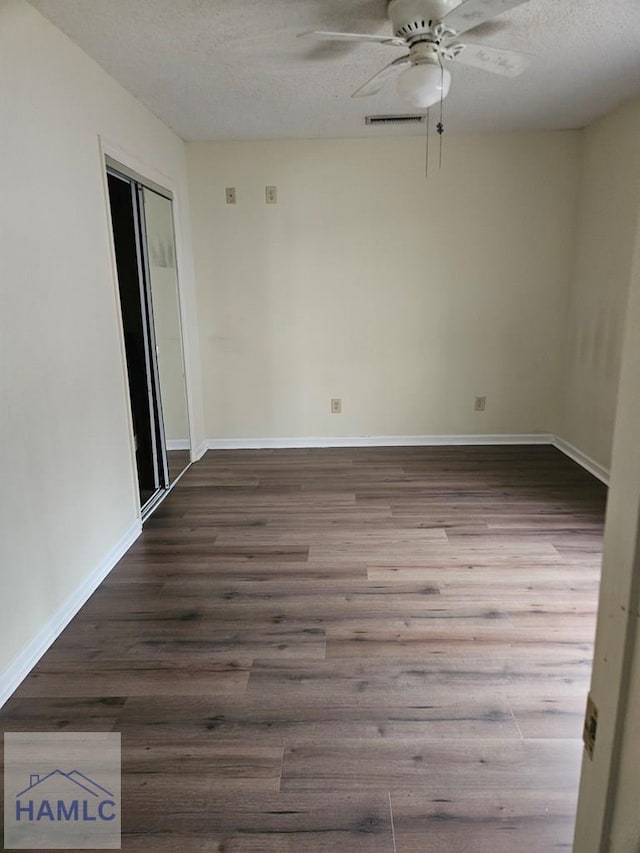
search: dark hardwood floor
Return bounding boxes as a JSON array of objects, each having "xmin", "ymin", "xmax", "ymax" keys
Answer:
[{"xmin": 0, "ymin": 445, "xmax": 606, "ymax": 851}]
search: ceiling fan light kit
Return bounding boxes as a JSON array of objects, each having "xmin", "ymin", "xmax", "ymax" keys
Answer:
[
  {"xmin": 396, "ymin": 44, "xmax": 451, "ymax": 108},
  {"xmin": 397, "ymin": 62, "xmax": 451, "ymax": 108},
  {"xmin": 299, "ymin": 0, "xmax": 531, "ymax": 107}
]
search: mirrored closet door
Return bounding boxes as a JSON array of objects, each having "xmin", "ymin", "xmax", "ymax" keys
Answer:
[
  {"xmin": 106, "ymin": 158, "xmax": 191, "ymax": 518},
  {"xmin": 142, "ymin": 187, "xmax": 190, "ymax": 485}
]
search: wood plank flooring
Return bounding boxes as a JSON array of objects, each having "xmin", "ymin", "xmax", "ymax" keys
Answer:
[{"xmin": 0, "ymin": 445, "xmax": 606, "ymax": 851}]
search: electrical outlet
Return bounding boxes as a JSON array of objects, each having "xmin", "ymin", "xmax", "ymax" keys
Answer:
[
  {"xmin": 266, "ymin": 186, "xmax": 277, "ymax": 204},
  {"xmin": 331, "ymin": 398, "xmax": 342, "ymax": 414},
  {"xmin": 583, "ymin": 694, "xmax": 598, "ymax": 759},
  {"xmin": 474, "ymin": 395, "xmax": 486, "ymax": 412},
  {"xmin": 225, "ymin": 187, "xmax": 236, "ymax": 205}
]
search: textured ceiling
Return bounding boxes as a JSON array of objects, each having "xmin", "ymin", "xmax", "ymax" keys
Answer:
[{"xmin": 30, "ymin": 0, "xmax": 640, "ymax": 140}]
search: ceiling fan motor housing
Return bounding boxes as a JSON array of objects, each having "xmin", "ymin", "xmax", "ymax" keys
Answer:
[{"xmin": 387, "ymin": 0, "xmax": 458, "ymax": 41}]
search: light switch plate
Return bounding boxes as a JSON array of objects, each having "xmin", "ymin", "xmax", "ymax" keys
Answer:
[{"xmin": 226, "ymin": 187, "xmax": 236, "ymax": 204}]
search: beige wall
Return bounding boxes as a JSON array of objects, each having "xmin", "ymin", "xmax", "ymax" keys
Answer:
[
  {"xmin": 187, "ymin": 133, "xmax": 580, "ymax": 441},
  {"xmin": 0, "ymin": 0, "xmax": 203, "ymax": 683},
  {"xmin": 558, "ymin": 99, "xmax": 640, "ymax": 471}
]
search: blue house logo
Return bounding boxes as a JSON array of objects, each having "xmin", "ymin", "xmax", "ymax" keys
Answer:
[
  {"xmin": 15, "ymin": 769, "xmax": 117, "ymax": 823},
  {"xmin": 4, "ymin": 731, "xmax": 121, "ymax": 849}
]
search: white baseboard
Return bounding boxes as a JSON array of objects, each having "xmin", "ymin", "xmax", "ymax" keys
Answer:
[
  {"xmin": 0, "ymin": 519, "xmax": 142, "ymax": 710},
  {"xmin": 205, "ymin": 432, "xmax": 609, "ymax": 485},
  {"xmin": 207, "ymin": 433, "xmax": 555, "ymax": 451},
  {"xmin": 166, "ymin": 439, "xmax": 190, "ymax": 451},
  {"xmin": 552, "ymin": 436, "xmax": 610, "ymax": 485}
]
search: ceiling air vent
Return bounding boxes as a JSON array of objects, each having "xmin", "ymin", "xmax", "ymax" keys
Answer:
[{"xmin": 365, "ymin": 114, "xmax": 425, "ymax": 126}]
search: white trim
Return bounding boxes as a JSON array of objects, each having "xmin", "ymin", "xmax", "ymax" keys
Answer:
[
  {"xmin": 207, "ymin": 433, "xmax": 554, "ymax": 450},
  {"xmin": 552, "ymin": 435, "xmax": 610, "ymax": 485},
  {"xmin": 97, "ymin": 137, "xmax": 141, "ymax": 519},
  {"xmin": 205, "ymin": 434, "xmax": 611, "ymax": 485},
  {"xmin": 0, "ymin": 520, "xmax": 142, "ymax": 710},
  {"xmin": 166, "ymin": 439, "xmax": 190, "ymax": 451}
]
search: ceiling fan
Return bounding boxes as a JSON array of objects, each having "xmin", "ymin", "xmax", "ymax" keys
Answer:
[{"xmin": 299, "ymin": 0, "xmax": 531, "ymax": 109}]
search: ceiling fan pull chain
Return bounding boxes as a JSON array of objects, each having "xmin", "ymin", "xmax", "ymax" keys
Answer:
[
  {"xmin": 425, "ymin": 107, "xmax": 430, "ymax": 179},
  {"xmin": 437, "ymin": 62, "xmax": 445, "ymax": 169}
]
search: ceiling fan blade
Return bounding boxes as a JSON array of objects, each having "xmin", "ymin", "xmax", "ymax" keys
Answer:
[
  {"xmin": 351, "ymin": 55, "xmax": 411, "ymax": 98},
  {"xmin": 441, "ymin": 0, "xmax": 530, "ymax": 36},
  {"xmin": 298, "ymin": 31, "xmax": 406, "ymax": 48},
  {"xmin": 449, "ymin": 42, "xmax": 530, "ymax": 77}
]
